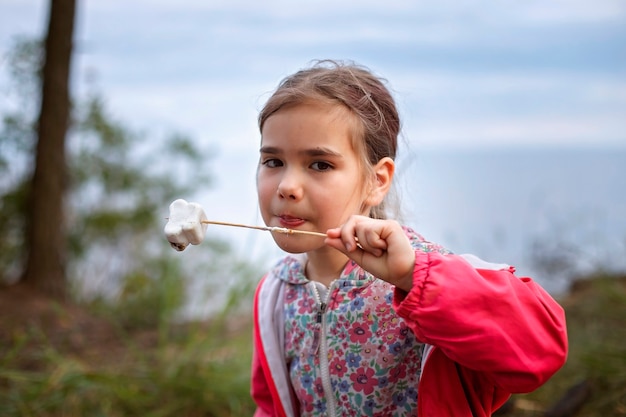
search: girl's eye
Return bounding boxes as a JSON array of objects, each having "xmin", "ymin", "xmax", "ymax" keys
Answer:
[
  {"xmin": 262, "ymin": 158, "xmax": 283, "ymax": 168},
  {"xmin": 311, "ymin": 161, "xmax": 332, "ymax": 171}
]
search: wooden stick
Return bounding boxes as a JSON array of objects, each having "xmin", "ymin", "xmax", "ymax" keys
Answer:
[{"xmin": 200, "ymin": 220, "xmax": 327, "ymax": 237}]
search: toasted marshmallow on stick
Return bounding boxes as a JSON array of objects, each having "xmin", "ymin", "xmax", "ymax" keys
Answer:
[
  {"xmin": 164, "ymin": 199, "xmax": 208, "ymax": 251},
  {"xmin": 165, "ymin": 198, "xmax": 327, "ymax": 252}
]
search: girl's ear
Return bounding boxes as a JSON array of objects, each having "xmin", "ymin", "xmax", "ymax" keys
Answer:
[{"xmin": 364, "ymin": 157, "xmax": 395, "ymax": 207}]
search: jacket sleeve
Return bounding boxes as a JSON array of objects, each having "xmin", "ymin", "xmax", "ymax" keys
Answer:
[{"xmin": 393, "ymin": 251, "xmax": 568, "ymax": 393}]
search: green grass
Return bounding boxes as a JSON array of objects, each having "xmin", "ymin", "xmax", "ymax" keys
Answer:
[
  {"xmin": 0, "ymin": 310, "xmax": 255, "ymax": 417},
  {"xmin": 1, "ymin": 273, "xmax": 624, "ymax": 416}
]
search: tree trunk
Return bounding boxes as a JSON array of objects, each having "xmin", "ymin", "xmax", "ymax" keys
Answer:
[{"xmin": 21, "ymin": 0, "xmax": 77, "ymax": 299}]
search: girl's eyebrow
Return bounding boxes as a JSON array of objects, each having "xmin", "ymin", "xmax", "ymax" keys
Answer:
[
  {"xmin": 259, "ymin": 146, "xmax": 280, "ymax": 154},
  {"xmin": 305, "ymin": 147, "xmax": 342, "ymax": 158},
  {"xmin": 259, "ymin": 146, "xmax": 342, "ymax": 158}
]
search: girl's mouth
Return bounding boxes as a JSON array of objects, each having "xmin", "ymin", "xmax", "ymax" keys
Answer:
[{"xmin": 278, "ymin": 215, "xmax": 306, "ymax": 228}]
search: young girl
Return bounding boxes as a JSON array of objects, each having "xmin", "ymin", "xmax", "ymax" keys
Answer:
[{"xmin": 251, "ymin": 60, "xmax": 567, "ymax": 417}]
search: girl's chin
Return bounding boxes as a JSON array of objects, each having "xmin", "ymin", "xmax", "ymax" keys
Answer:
[{"xmin": 271, "ymin": 234, "xmax": 321, "ymax": 254}]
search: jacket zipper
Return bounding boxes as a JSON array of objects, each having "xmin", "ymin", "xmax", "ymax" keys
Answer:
[{"xmin": 310, "ymin": 281, "xmax": 337, "ymax": 417}]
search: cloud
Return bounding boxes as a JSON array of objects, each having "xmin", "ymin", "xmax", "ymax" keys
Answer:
[
  {"xmin": 520, "ymin": 0, "xmax": 626, "ymax": 23},
  {"xmin": 411, "ymin": 115, "xmax": 626, "ymax": 149},
  {"xmin": 2, "ymin": 0, "xmax": 624, "ymax": 152}
]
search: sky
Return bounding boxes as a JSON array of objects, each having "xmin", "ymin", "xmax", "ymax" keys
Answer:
[
  {"xmin": 1, "ymin": 0, "xmax": 625, "ymax": 281},
  {"xmin": 2, "ymin": 0, "xmax": 625, "ymax": 151}
]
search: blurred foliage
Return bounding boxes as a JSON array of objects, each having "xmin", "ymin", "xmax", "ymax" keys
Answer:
[
  {"xmin": 0, "ymin": 36, "xmax": 248, "ymax": 319},
  {"xmin": 0, "ymin": 181, "xmax": 28, "ymax": 285},
  {"xmin": 0, "ymin": 296, "xmax": 257, "ymax": 417},
  {"xmin": 0, "ymin": 35, "xmax": 261, "ymax": 417},
  {"xmin": 0, "ymin": 272, "xmax": 623, "ymax": 416},
  {"xmin": 527, "ymin": 211, "xmax": 626, "ymax": 289}
]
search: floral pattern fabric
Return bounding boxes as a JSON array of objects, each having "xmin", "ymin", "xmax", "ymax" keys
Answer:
[{"xmin": 277, "ymin": 227, "xmax": 450, "ymax": 416}]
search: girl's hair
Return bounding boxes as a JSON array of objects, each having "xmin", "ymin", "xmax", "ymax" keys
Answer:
[{"xmin": 258, "ymin": 60, "xmax": 401, "ymax": 219}]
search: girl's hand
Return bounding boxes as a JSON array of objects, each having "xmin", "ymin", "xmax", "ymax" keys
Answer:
[{"xmin": 325, "ymin": 215, "xmax": 415, "ymax": 292}]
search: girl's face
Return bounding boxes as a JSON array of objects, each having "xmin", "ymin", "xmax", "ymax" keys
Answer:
[{"xmin": 257, "ymin": 102, "xmax": 373, "ymax": 254}]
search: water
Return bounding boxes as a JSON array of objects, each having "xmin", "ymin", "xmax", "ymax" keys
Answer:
[
  {"xmin": 400, "ymin": 146, "xmax": 626, "ymax": 293},
  {"xmin": 194, "ymin": 146, "xmax": 626, "ymax": 301}
]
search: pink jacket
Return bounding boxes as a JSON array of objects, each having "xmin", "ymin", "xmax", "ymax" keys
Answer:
[{"xmin": 251, "ymin": 250, "xmax": 568, "ymax": 416}]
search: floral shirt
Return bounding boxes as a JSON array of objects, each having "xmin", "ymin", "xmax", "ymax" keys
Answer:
[{"xmin": 275, "ymin": 228, "xmax": 449, "ymax": 416}]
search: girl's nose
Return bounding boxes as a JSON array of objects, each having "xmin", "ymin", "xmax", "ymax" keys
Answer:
[{"xmin": 277, "ymin": 170, "xmax": 303, "ymax": 201}]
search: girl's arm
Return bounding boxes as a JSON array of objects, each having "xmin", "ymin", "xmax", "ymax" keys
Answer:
[
  {"xmin": 326, "ymin": 216, "xmax": 567, "ymax": 393},
  {"xmin": 393, "ymin": 250, "xmax": 568, "ymax": 393}
]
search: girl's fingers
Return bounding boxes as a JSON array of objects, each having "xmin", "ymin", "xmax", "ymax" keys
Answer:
[
  {"xmin": 354, "ymin": 227, "xmax": 384, "ymax": 257},
  {"xmin": 326, "ymin": 216, "xmax": 415, "ymax": 288},
  {"xmin": 328, "ymin": 216, "xmax": 389, "ymax": 256},
  {"xmin": 339, "ymin": 217, "xmax": 359, "ymax": 251}
]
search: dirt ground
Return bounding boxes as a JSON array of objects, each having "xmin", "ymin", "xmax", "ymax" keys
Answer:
[{"xmin": 0, "ymin": 283, "xmax": 156, "ymax": 365}]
